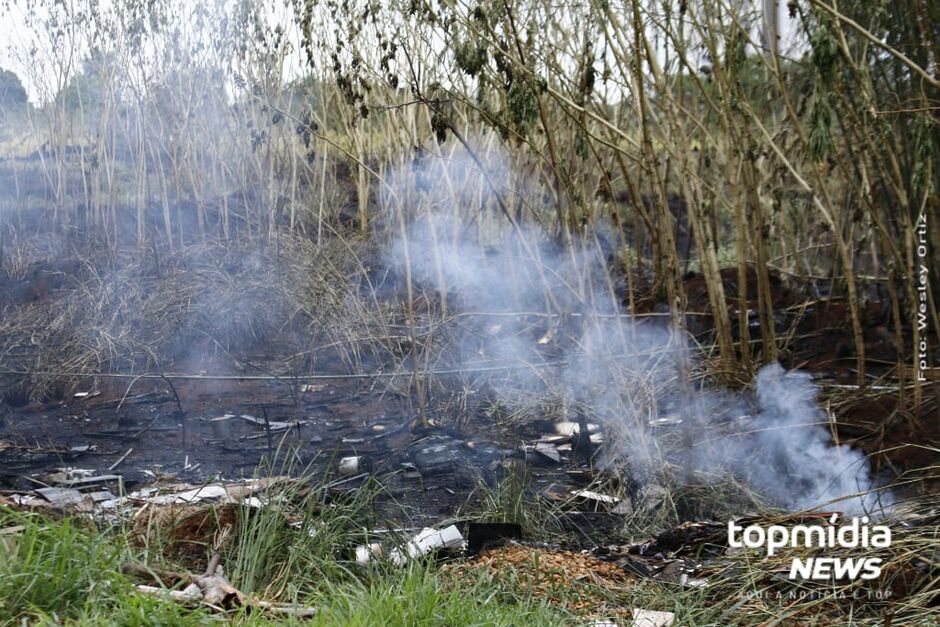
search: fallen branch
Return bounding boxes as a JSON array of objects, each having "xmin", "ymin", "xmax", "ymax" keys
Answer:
[
  {"xmin": 108, "ymin": 447, "xmax": 133, "ymax": 471},
  {"xmin": 125, "ymin": 554, "xmax": 316, "ymax": 618}
]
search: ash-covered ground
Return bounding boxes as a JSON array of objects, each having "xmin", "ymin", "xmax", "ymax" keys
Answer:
[{"xmin": 1, "ymin": 230, "xmax": 934, "ymax": 531}]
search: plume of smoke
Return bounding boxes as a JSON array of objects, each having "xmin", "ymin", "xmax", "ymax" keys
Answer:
[
  {"xmin": 382, "ymin": 143, "xmax": 888, "ymax": 515},
  {"xmin": 743, "ymin": 363, "xmax": 882, "ymax": 512}
]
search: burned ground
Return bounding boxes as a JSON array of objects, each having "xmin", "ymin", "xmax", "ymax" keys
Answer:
[
  {"xmin": 0, "ymin": 223, "xmax": 936, "ymax": 626},
  {"xmin": 1, "ymin": 232, "xmax": 935, "ymax": 516}
]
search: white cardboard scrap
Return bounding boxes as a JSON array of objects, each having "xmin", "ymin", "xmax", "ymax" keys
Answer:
[{"xmin": 631, "ymin": 608, "xmax": 675, "ymax": 627}]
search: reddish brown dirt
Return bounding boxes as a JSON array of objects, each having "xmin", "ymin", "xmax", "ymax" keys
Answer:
[{"xmin": 442, "ymin": 543, "xmax": 635, "ymax": 620}]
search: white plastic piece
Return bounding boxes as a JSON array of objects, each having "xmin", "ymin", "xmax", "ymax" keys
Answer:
[
  {"xmin": 146, "ymin": 484, "xmax": 230, "ymax": 505},
  {"xmin": 389, "ymin": 525, "xmax": 464, "ymax": 566},
  {"xmin": 631, "ymin": 609, "xmax": 675, "ymax": 627},
  {"xmin": 571, "ymin": 489, "xmax": 621, "ymax": 504},
  {"xmin": 338, "ymin": 456, "xmax": 361, "ymax": 476},
  {"xmin": 355, "ymin": 543, "xmax": 383, "ymax": 564},
  {"xmin": 554, "ymin": 421, "xmax": 600, "ymax": 436}
]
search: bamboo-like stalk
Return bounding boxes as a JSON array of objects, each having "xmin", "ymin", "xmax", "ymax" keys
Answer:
[{"xmin": 1, "ymin": 0, "xmax": 935, "ymax": 409}]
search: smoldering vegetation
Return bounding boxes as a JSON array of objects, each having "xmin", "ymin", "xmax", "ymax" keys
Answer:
[
  {"xmin": 0, "ymin": 236, "xmax": 399, "ymax": 402},
  {"xmin": 1, "ymin": 132, "xmax": 889, "ymax": 513},
  {"xmin": 0, "ymin": 0, "xmax": 937, "ymax": 623},
  {"xmin": 0, "ymin": 0, "xmax": 932, "ymax": 512},
  {"xmin": 380, "ymin": 152, "xmax": 887, "ymax": 515}
]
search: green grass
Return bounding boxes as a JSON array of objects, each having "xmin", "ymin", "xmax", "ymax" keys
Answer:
[
  {"xmin": 309, "ymin": 566, "xmax": 565, "ymax": 626},
  {"xmin": 3, "ymin": 466, "xmax": 936, "ymax": 626},
  {"xmin": 464, "ymin": 465, "xmax": 571, "ymax": 543},
  {"xmin": 0, "ymin": 499, "xmax": 570, "ymax": 626},
  {"xmin": 0, "ymin": 509, "xmax": 219, "ymax": 626}
]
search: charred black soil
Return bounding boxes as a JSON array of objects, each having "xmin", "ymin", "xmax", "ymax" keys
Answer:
[{"xmin": 1, "ymin": 243, "xmax": 935, "ymax": 529}]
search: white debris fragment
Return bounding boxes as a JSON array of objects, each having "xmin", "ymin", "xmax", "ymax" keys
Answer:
[
  {"xmin": 679, "ymin": 573, "xmax": 707, "ymax": 588},
  {"xmin": 123, "ymin": 478, "xmax": 283, "ymax": 506},
  {"xmin": 338, "ymin": 456, "xmax": 361, "ymax": 476},
  {"xmin": 239, "ymin": 414, "xmax": 296, "ymax": 430},
  {"xmin": 631, "ymin": 609, "xmax": 675, "ymax": 627},
  {"xmin": 355, "ymin": 543, "xmax": 384, "ymax": 564},
  {"xmin": 389, "ymin": 525, "xmax": 464, "ymax": 566},
  {"xmin": 47, "ymin": 468, "xmax": 97, "ymax": 482},
  {"xmin": 136, "ymin": 583, "xmax": 203, "ymax": 603},
  {"xmin": 571, "ymin": 489, "xmax": 621, "ymax": 504},
  {"xmin": 146, "ymin": 484, "xmax": 230, "ymax": 505},
  {"xmin": 536, "ymin": 326, "xmax": 556, "ymax": 345},
  {"xmin": 554, "ymin": 421, "xmax": 600, "ymax": 437},
  {"xmin": 10, "ymin": 494, "xmax": 42, "ymax": 507}
]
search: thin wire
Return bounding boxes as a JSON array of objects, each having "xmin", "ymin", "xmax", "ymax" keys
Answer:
[{"xmin": 0, "ymin": 362, "xmax": 569, "ymax": 382}]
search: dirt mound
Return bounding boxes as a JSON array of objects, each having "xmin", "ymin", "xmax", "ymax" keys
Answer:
[{"xmin": 443, "ymin": 543, "xmax": 634, "ymax": 619}]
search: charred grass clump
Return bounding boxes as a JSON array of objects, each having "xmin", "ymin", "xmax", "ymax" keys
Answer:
[{"xmin": 0, "ymin": 233, "xmax": 400, "ymax": 404}]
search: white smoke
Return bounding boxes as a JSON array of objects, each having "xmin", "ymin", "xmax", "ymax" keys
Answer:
[
  {"xmin": 742, "ymin": 363, "xmax": 882, "ymax": 512},
  {"xmin": 381, "ymin": 145, "xmax": 887, "ymax": 515}
]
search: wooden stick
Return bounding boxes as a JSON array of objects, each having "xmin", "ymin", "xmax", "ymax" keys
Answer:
[{"xmin": 108, "ymin": 448, "xmax": 133, "ymax": 471}]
